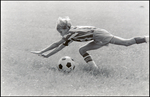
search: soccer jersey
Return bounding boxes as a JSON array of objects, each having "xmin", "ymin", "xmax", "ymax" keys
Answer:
[
  {"xmin": 62, "ymin": 26, "xmax": 113, "ymax": 46},
  {"xmin": 63, "ymin": 26, "xmax": 96, "ymax": 42}
]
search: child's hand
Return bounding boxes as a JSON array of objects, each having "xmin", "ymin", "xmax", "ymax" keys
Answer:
[
  {"xmin": 31, "ymin": 51, "xmax": 42, "ymax": 55},
  {"xmin": 39, "ymin": 54, "xmax": 48, "ymax": 58},
  {"xmin": 31, "ymin": 51, "xmax": 48, "ymax": 58}
]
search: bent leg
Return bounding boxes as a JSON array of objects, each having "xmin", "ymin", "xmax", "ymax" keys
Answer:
[
  {"xmin": 79, "ymin": 41, "xmax": 104, "ymax": 71},
  {"xmin": 79, "ymin": 41, "xmax": 104, "ymax": 56}
]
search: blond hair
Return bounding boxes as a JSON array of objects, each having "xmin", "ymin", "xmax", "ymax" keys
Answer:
[{"xmin": 56, "ymin": 16, "xmax": 72, "ymax": 30}]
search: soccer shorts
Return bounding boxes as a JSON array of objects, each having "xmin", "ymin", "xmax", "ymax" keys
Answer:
[{"xmin": 93, "ymin": 28, "xmax": 114, "ymax": 45}]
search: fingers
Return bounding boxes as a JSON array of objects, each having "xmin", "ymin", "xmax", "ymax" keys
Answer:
[
  {"xmin": 31, "ymin": 51, "xmax": 41, "ymax": 54},
  {"xmin": 31, "ymin": 51, "xmax": 48, "ymax": 58},
  {"xmin": 31, "ymin": 51, "xmax": 38, "ymax": 54},
  {"xmin": 38, "ymin": 54, "xmax": 48, "ymax": 58}
]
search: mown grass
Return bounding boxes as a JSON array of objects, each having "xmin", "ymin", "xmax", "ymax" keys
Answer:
[{"xmin": 1, "ymin": 1, "xmax": 149, "ymax": 96}]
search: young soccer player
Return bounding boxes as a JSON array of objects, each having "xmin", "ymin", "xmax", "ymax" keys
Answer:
[{"xmin": 31, "ymin": 16, "xmax": 149, "ymax": 71}]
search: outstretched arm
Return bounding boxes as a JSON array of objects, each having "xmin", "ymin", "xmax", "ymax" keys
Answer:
[
  {"xmin": 43, "ymin": 44, "xmax": 66, "ymax": 58},
  {"xmin": 31, "ymin": 38, "xmax": 65, "ymax": 54},
  {"xmin": 42, "ymin": 40, "xmax": 73, "ymax": 58}
]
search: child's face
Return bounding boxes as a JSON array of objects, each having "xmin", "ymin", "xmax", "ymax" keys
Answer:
[{"xmin": 57, "ymin": 26, "xmax": 69, "ymax": 36}]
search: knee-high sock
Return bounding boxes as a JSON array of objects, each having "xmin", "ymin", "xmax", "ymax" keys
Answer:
[
  {"xmin": 134, "ymin": 37, "xmax": 147, "ymax": 44},
  {"xmin": 82, "ymin": 53, "xmax": 93, "ymax": 63}
]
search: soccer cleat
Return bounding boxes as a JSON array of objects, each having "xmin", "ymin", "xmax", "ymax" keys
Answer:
[{"xmin": 144, "ymin": 36, "xmax": 149, "ymax": 43}]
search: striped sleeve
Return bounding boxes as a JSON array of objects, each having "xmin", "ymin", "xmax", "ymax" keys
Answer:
[
  {"xmin": 63, "ymin": 33, "xmax": 79, "ymax": 41},
  {"xmin": 62, "ymin": 33, "xmax": 73, "ymax": 41},
  {"xmin": 62, "ymin": 33, "xmax": 78, "ymax": 46}
]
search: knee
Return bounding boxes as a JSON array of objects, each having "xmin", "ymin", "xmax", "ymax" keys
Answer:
[
  {"xmin": 124, "ymin": 42, "xmax": 129, "ymax": 46},
  {"xmin": 79, "ymin": 47, "xmax": 86, "ymax": 55},
  {"xmin": 123, "ymin": 40, "xmax": 133, "ymax": 46}
]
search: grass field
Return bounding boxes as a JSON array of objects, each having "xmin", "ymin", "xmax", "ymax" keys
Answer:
[{"xmin": 1, "ymin": 1, "xmax": 149, "ymax": 96}]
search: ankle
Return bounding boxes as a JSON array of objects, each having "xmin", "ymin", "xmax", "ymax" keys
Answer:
[{"xmin": 87, "ymin": 61, "xmax": 96, "ymax": 66}]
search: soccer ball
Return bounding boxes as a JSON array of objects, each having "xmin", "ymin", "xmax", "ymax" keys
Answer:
[{"xmin": 57, "ymin": 56, "xmax": 76, "ymax": 73}]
